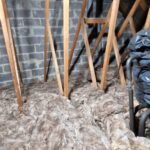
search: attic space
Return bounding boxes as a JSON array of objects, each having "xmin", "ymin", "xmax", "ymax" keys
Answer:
[{"xmin": 0, "ymin": 0, "xmax": 150, "ymax": 149}]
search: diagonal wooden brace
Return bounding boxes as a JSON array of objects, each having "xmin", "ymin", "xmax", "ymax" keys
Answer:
[
  {"xmin": 44, "ymin": 0, "xmax": 63, "ymax": 95},
  {"xmin": 100, "ymin": 0, "xmax": 121, "ymax": 90},
  {"xmin": 0, "ymin": 0, "xmax": 23, "ymax": 112}
]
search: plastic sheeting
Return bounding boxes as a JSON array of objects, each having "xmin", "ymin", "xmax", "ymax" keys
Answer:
[{"xmin": 128, "ymin": 29, "xmax": 150, "ymax": 105}]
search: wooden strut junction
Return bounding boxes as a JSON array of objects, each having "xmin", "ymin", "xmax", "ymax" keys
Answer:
[
  {"xmin": 69, "ymin": 0, "xmax": 149, "ymax": 91},
  {"xmin": 0, "ymin": 0, "xmax": 23, "ymax": 112},
  {"xmin": 118, "ymin": 0, "xmax": 149, "ymax": 38},
  {"xmin": 69, "ymin": 0, "xmax": 126, "ymax": 91}
]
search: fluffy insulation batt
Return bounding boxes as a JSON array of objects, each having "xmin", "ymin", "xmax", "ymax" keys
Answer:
[{"xmin": 0, "ymin": 81, "xmax": 150, "ymax": 150}]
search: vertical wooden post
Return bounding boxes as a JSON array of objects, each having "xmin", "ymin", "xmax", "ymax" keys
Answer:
[
  {"xmin": 0, "ymin": 0, "xmax": 23, "ymax": 112},
  {"xmin": 100, "ymin": 0, "xmax": 120, "ymax": 90},
  {"xmin": 63, "ymin": 0, "xmax": 69, "ymax": 97},
  {"xmin": 44, "ymin": 0, "xmax": 49, "ymax": 81}
]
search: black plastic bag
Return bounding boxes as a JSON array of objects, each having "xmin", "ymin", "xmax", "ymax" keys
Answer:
[{"xmin": 128, "ymin": 29, "xmax": 150, "ymax": 105}]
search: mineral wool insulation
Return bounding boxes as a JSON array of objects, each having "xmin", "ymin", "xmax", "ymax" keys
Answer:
[{"xmin": 0, "ymin": 79, "xmax": 150, "ymax": 150}]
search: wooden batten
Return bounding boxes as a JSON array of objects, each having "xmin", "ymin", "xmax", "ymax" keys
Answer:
[{"xmin": 84, "ymin": 18, "xmax": 106, "ymax": 24}]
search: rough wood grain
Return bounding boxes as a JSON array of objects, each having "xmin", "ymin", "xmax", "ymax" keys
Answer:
[
  {"xmin": 100, "ymin": 0, "xmax": 120, "ymax": 90},
  {"xmin": 0, "ymin": 0, "xmax": 23, "ymax": 112},
  {"xmin": 117, "ymin": 0, "xmax": 141, "ymax": 38},
  {"xmin": 63, "ymin": 0, "xmax": 69, "ymax": 97},
  {"xmin": 44, "ymin": 0, "xmax": 49, "ymax": 82},
  {"xmin": 81, "ymin": 20, "xmax": 97, "ymax": 87},
  {"xmin": 144, "ymin": 8, "xmax": 150, "ymax": 29},
  {"xmin": 69, "ymin": 0, "xmax": 88, "ymax": 66}
]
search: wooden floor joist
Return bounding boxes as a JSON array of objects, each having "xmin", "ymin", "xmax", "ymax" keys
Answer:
[
  {"xmin": 44, "ymin": 0, "xmax": 63, "ymax": 95},
  {"xmin": 0, "ymin": 0, "xmax": 23, "ymax": 112}
]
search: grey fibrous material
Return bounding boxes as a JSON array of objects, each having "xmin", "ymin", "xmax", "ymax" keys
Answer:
[
  {"xmin": 0, "ymin": 81, "xmax": 150, "ymax": 150},
  {"xmin": 128, "ymin": 29, "xmax": 150, "ymax": 105}
]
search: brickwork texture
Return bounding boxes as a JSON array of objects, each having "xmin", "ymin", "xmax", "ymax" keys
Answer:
[{"xmin": 0, "ymin": 0, "xmax": 130, "ymax": 87}]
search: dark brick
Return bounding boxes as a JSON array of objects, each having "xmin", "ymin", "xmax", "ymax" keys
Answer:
[
  {"xmin": 21, "ymin": 62, "xmax": 38, "ymax": 70},
  {"xmin": 32, "ymin": 69, "xmax": 44, "ymax": 77},
  {"xmin": 18, "ymin": 54, "xmax": 29, "ymax": 61},
  {"xmin": 3, "ymin": 65, "xmax": 11, "ymax": 73},
  {"xmin": 29, "ymin": 53, "xmax": 44, "ymax": 60},
  {"xmin": 0, "ymin": 47, "xmax": 7, "ymax": 56},
  {"xmin": 20, "ymin": 70, "xmax": 32, "ymax": 78},
  {"xmin": 0, "ymin": 66, "xmax": 3, "ymax": 73},
  {"xmin": 33, "ymin": 28, "xmax": 44, "ymax": 36},
  {"xmin": 16, "ymin": 45, "xmax": 35, "ymax": 54},
  {"xmin": 35, "ymin": 44, "xmax": 44, "ymax": 52},
  {"xmin": 14, "ymin": 36, "xmax": 44, "ymax": 45},
  {"xmin": 10, "ymin": 19, "xmax": 24, "ymax": 27},
  {"xmin": 0, "ymin": 73, "xmax": 12, "ymax": 82},
  {"xmin": 0, "ymin": 56, "xmax": 9, "ymax": 64},
  {"xmin": 32, "ymin": 10, "xmax": 44, "ymax": 18},
  {"xmin": 13, "ymin": 10, "xmax": 32, "ymax": 18},
  {"xmin": 23, "ymin": 19, "xmax": 41, "ymax": 26},
  {"xmin": 15, "ymin": 28, "xmax": 33, "ymax": 37}
]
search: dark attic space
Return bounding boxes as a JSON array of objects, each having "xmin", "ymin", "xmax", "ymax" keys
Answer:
[{"xmin": 0, "ymin": 0, "xmax": 150, "ymax": 149}]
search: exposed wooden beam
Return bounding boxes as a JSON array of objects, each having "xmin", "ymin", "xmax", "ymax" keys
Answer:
[
  {"xmin": 69, "ymin": 0, "xmax": 88, "ymax": 66},
  {"xmin": 100, "ymin": 0, "xmax": 120, "ymax": 90},
  {"xmin": 63, "ymin": 0, "xmax": 69, "ymax": 97},
  {"xmin": 144, "ymin": 8, "xmax": 150, "ymax": 29},
  {"xmin": 0, "ymin": 0, "xmax": 23, "ymax": 112},
  {"xmin": 117, "ymin": 0, "xmax": 141, "ymax": 38},
  {"xmin": 84, "ymin": 18, "xmax": 106, "ymax": 24}
]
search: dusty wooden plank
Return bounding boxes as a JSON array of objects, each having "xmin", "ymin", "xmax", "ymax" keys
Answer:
[
  {"xmin": 117, "ymin": 0, "xmax": 141, "ymax": 38},
  {"xmin": 63, "ymin": 0, "xmax": 69, "ymax": 97},
  {"xmin": 0, "ymin": 0, "xmax": 23, "ymax": 112},
  {"xmin": 44, "ymin": 0, "xmax": 49, "ymax": 82},
  {"xmin": 113, "ymin": 36, "xmax": 126, "ymax": 86},
  {"xmin": 69, "ymin": 0, "xmax": 88, "ymax": 66},
  {"xmin": 92, "ymin": 5, "xmax": 112, "ymax": 56},
  {"xmin": 81, "ymin": 20, "xmax": 97, "ymax": 87},
  {"xmin": 100, "ymin": 0, "xmax": 120, "ymax": 90}
]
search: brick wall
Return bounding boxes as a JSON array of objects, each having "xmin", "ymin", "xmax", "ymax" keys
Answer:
[{"xmin": 0, "ymin": 0, "xmax": 129, "ymax": 87}]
